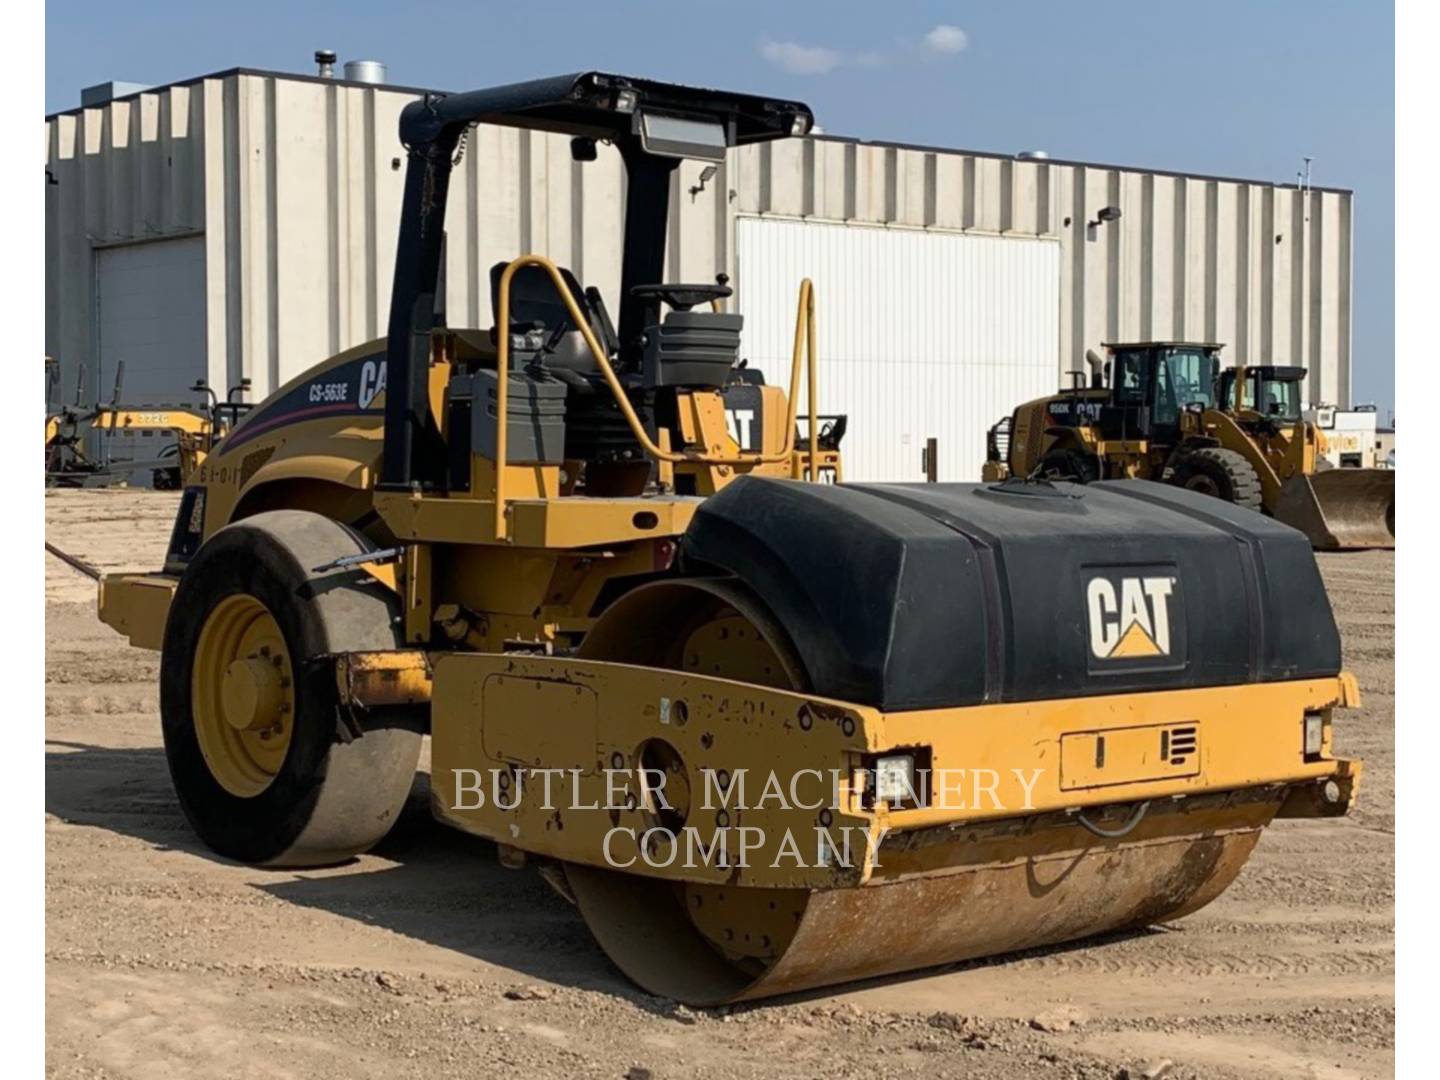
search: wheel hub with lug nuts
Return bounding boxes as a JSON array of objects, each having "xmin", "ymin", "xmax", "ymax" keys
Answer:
[
  {"xmin": 220, "ymin": 655, "xmax": 287, "ymax": 732},
  {"xmin": 192, "ymin": 596, "xmax": 295, "ymax": 797}
]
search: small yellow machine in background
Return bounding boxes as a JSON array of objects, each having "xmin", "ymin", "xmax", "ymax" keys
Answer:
[{"xmin": 45, "ymin": 361, "xmax": 251, "ymax": 489}]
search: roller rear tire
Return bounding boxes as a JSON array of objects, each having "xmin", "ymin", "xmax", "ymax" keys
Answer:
[{"xmin": 159, "ymin": 510, "xmax": 422, "ymax": 866}]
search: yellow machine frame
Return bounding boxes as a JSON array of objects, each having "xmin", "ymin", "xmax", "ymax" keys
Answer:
[{"xmin": 101, "ymin": 262, "xmax": 1360, "ymax": 854}]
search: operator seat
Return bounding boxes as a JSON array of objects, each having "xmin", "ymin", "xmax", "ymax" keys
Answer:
[{"xmin": 488, "ymin": 261, "xmax": 620, "ymax": 373}]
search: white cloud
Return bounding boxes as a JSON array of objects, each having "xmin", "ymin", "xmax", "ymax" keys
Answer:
[
  {"xmin": 757, "ymin": 25, "xmax": 969, "ymax": 76},
  {"xmin": 923, "ymin": 24, "xmax": 969, "ymax": 54},
  {"xmin": 759, "ymin": 38, "xmax": 845, "ymax": 75}
]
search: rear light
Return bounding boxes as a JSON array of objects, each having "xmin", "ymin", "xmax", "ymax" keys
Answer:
[
  {"xmin": 874, "ymin": 755, "xmax": 915, "ymax": 804},
  {"xmin": 860, "ymin": 747, "xmax": 931, "ymax": 810}
]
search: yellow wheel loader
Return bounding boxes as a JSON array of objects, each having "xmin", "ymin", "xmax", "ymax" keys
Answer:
[
  {"xmin": 1216, "ymin": 364, "xmax": 1394, "ymax": 550},
  {"xmin": 95, "ymin": 73, "xmax": 1360, "ymax": 1005},
  {"xmin": 983, "ymin": 342, "xmax": 1394, "ymax": 550}
]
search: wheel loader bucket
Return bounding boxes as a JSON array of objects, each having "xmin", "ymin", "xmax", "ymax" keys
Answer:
[{"xmin": 1273, "ymin": 469, "xmax": 1395, "ymax": 551}]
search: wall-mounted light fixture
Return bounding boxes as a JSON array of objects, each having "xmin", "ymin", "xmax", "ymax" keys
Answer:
[
  {"xmin": 689, "ymin": 164, "xmax": 718, "ymax": 199},
  {"xmin": 1087, "ymin": 205, "xmax": 1122, "ymax": 229}
]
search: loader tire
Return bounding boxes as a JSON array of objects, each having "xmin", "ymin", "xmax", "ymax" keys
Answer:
[
  {"xmin": 159, "ymin": 510, "xmax": 421, "ymax": 867},
  {"xmin": 1038, "ymin": 449, "xmax": 1100, "ymax": 483},
  {"xmin": 1172, "ymin": 447, "xmax": 1263, "ymax": 510}
]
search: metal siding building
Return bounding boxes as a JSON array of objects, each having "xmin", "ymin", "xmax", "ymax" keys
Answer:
[
  {"xmin": 46, "ymin": 68, "xmax": 1355, "ymax": 481},
  {"xmin": 736, "ymin": 218, "xmax": 1060, "ymax": 480}
]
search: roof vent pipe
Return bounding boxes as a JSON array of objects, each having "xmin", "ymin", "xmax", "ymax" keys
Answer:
[
  {"xmin": 314, "ymin": 50, "xmax": 337, "ymax": 78},
  {"xmin": 344, "ymin": 60, "xmax": 387, "ymax": 85}
]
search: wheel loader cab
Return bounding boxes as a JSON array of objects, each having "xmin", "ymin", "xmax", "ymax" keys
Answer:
[
  {"xmin": 983, "ymin": 342, "xmax": 1223, "ymax": 483},
  {"xmin": 1218, "ymin": 365, "xmax": 1306, "ymax": 424},
  {"xmin": 1099, "ymin": 343, "xmax": 1221, "ymax": 444}
]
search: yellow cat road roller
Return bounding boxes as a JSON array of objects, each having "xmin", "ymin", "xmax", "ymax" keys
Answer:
[{"xmin": 97, "ymin": 72, "xmax": 1361, "ymax": 1005}]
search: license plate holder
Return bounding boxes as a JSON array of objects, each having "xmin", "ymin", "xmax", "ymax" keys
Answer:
[{"xmin": 1060, "ymin": 722, "xmax": 1200, "ymax": 790}]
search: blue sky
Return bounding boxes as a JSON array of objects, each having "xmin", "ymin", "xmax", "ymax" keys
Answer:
[{"xmin": 45, "ymin": 0, "xmax": 1394, "ymax": 417}]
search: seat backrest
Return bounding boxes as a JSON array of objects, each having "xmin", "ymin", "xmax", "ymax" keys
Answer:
[{"xmin": 489, "ymin": 262, "xmax": 617, "ymax": 372}]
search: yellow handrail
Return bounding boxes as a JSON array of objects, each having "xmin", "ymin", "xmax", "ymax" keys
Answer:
[
  {"xmin": 494, "ymin": 254, "xmax": 819, "ymax": 539},
  {"xmin": 791, "ymin": 277, "xmax": 819, "ymax": 482}
]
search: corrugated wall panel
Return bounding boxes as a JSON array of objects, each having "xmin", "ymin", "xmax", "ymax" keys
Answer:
[
  {"xmin": 736, "ymin": 217, "xmax": 1060, "ymax": 482},
  {"xmin": 199, "ymin": 80, "xmax": 228, "ymax": 391},
  {"xmin": 272, "ymin": 79, "xmax": 329, "ymax": 392},
  {"xmin": 46, "ymin": 70, "xmax": 1354, "ymax": 427}
]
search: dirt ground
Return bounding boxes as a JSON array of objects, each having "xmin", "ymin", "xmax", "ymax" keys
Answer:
[{"xmin": 45, "ymin": 489, "xmax": 1395, "ymax": 1080}]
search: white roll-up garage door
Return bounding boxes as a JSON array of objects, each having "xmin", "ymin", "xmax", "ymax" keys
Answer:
[
  {"xmin": 96, "ymin": 236, "xmax": 207, "ymax": 405},
  {"xmin": 736, "ymin": 218, "xmax": 1060, "ymax": 483}
]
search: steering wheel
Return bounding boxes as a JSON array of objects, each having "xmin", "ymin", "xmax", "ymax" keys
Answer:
[{"xmin": 630, "ymin": 283, "xmax": 733, "ymax": 312}]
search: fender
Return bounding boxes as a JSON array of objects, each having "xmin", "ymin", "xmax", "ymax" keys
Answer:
[
  {"xmin": 241, "ymin": 450, "xmax": 378, "ymax": 498},
  {"xmin": 1204, "ymin": 409, "xmax": 1285, "ymax": 504},
  {"xmin": 226, "ymin": 448, "xmax": 380, "ymax": 526}
]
